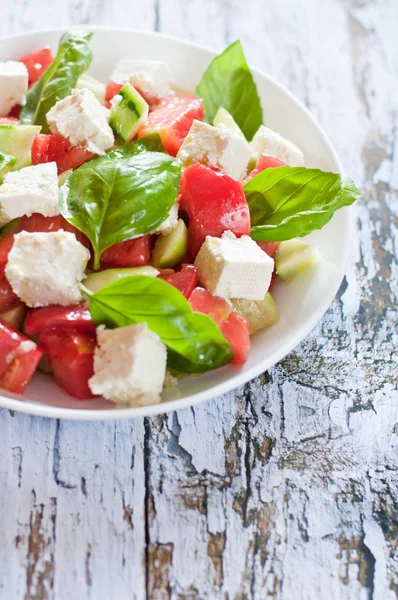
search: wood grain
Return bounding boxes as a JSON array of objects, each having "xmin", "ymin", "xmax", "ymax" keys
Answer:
[{"xmin": 0, "ymin": 0, "xmax": 397, "ymax": 598}]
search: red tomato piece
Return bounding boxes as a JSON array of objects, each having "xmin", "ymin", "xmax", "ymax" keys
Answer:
[
  {"xmin": 0, "ymin": 322, "xmax": 42, "ymax": 393},
  {"xmin": 100, "ymin": 236, "xmax": 152, "ymax": 267},
  {"xmin": 0, "ymin": 232, "xmax": 15, "ymax": 270},
  {"xmin": 0, "ymin": 275, "xmax": 19, "ymax": 312},
  {"xmin": 20, "ymin": 214, "xmax": 90, "ymax": 250},
  {"xmin": 25, "ymin": 304, "xmax": 95, "ymax": 336},
  {"xmin": 0, "ymin": 116, "xmax": 20, "ymax": 124},
  {"xmin": 105, "ymin": 81, "xmax": 123, "ymax": 108},
  {"xmin": 40, "ymin": 330, "xmax": 96, "ymax": 399},
  {"xmin": 188, "ymin": 287, "xmax": 231, "ymax": 327},
  {"xmin": 137, "ymin": 94, "xmax": 204, "ymax": 156},
  {"xmin": 256, "ymin": 241, "xmax": 280, "ymax": 259},
  {"xmin": 245, "ymin": 155, "xmax": 286, "ymax": 183},
  {"xmin": 188, "ymin": 287, "xmax": 250, "ymax": 365},
  {"xmin": 179, "ymin": 163, "xmax": 251, "ymax": 258},
  {"xmin": 160, "ymin": 265, "xmax": 198, "ymax": 298},
  {"xmin": 19, "ymin": 47, "xmax": 54, "ymax": 86},
  {"xmin": 31, "ymin": 134, "xmax": 95, "ymax": 174},
  {"xmin": 220, "ymin": 312, "xmax": 250, "ymax": 366}
]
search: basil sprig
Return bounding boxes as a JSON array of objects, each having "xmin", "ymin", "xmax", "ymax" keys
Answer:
[
  {"xmin": 196, "ymin": 40, "xmax": 262, "ymax": 141},
  {"xmin": 84, "ymin": 276, "xmax": 233, "ymax": 373},
  {"xmin": 59, "ymin": 135, "xmax": 181, "ymax": 269},
  {"xmin": 20, "ymin": 31, "xmax": 93, "ymax": 131},
  {"xmin": 245, "ymin": 166, "xmax": 360, "ymax": 241}
]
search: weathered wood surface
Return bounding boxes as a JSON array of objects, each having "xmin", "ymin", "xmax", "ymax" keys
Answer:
[{"xmin": 0, "ymin": 1, "xmax": 397, "ymax": 598}]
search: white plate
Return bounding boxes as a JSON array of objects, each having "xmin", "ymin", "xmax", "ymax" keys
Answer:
[{"xmin": 0, "ymin": 27, "xmax": 352, "ymax": 420}]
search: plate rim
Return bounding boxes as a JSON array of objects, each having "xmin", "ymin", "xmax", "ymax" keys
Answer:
[{"xmin": 0, "ymin": 26, "xmax": 354, "ymax": 420}]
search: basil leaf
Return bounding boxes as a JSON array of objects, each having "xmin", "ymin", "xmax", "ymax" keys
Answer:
[
  {"xmin": 245, "ymin": 166, "xmax": 360, "ymax": 241},
  {"xmin": 196, "ymin": 40, "xmax": 262, "ymax": 141},
  {"xmin": 59, "ymin": 137, "xmax": 182, "ymax": 269},
  {"xmin": 20, "ymin": 31, "xmax": 93, "ymax": 131},
  {"xmin": 84, "ymin": 276, "xmax": 233, "ymax": 373}
]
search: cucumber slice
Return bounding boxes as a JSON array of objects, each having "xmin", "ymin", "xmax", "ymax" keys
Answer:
[
  {"xmin": 109, "ymin": 83, "xmax": 149, "ymax": 143},
  {"xmin": 231, "ymin": 292, "xmax": 280, "ymax": 334},
  {"xmin": 0, "ymin": 124, "xmax": 41, "ymax": 163},
  {"xmin": 0, "ymin": 303, "xmax": 27, "ymax": 330},
  {"xmin": 58, "ymin": 169, "xmax": 73, "ymax": 187},
  {"xmin": 0, "ymin": 218, "xmax": 21, "ymax": 238},
  {"xmin": 76, "ymin": 73, "xmax": 106, "ymax": 104},
  {"xmin": 152, "ymin": 219, "xmax": 188, "ymax": 268},
  {"xmin": 213, "ymin": 107, "xmax": 246, "ymax": 140},
  {"xmin": 84, "ymin": 266, "xmax": 159, "ymax": 293},
  {"xmin": 275, "ymin": 239, "xmax": 320, "ymax": 281}
]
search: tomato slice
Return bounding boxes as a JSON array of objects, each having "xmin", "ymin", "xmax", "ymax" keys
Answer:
[
  {"xmin": 137, "ymin": 94, "xmax": 204, "ymax": 156},
  {"xmin": 19, "ymin": 47, "xmax": 54, "ymax": 86},
  {"xmin": 160, "ymin": 264, "xmax": 198, "ymax": 298},
  {"xmin": 245, "ymin": 155, "xmax": 286, "ymax": 183},
  {"xmin": 40, "ymin": 329, "xmax": 96, "ymax": 399},
  {"xmin": 20, "ymin": 214, "xmax": 90, "ymax": 250},
  {"xmin": 188, "ymin": 287, "xmax": 250, "ymax": 365},
  {"xmin": 31, "ymin": 133, "xmax": 95, "ymax": 174},
  {"xmin": 25, "ymin": 304, "xmax": 95, "ymax": 336},
  {"xmin": 0, "ymin": 275, "xmax": 19, "ymax": 312},
  {"xmin": 179, "ymin": 163, "xmax": 250, "ymax": 258},
  {"xmin": 105, "ymin": 81, "xmax": 123, "ymax": 108},
  {"xmin": 220, "ymin": 312, "xmax": 250, "ymax": 366},
  {"xmin": 0, "ymin": 322, "xmax": 42, "ymax": 393},
  {"xmin": 100, "ymin": 236, "xmax": 152, "ymax": 267},
  {"xmin": 0, "ymin": 232, "xmax": 15, "ymax": 271},
  {"xmin": 189, "ymin": 287, "xmax": 231, "ymax": 326},
  {"xmin": 256, "ymin": 241, "xmax": 280, "ymax": 259}
]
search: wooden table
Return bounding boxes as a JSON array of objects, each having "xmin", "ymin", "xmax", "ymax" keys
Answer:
[{"xmin": 1, "ymin": 1, "xmax": 397, "ymax": 598}]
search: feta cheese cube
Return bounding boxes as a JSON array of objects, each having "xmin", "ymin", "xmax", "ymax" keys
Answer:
[
  {"xmin": 155, "ymin": 201, "xmax": 179, "ymax": 236},
  {"xmin": 250, "ymin": 125, "xmax": 304, "ymax": 166},
  {"xmin": 0, "ymin": 163, "xmax": 60, "ymax": 222},
  {"xmin": 177, "ymin": 120, "xmax": 251, "ymax": 181},
  {"xmin": 5, "ymin": 231, "xmax": 90, "ymax": 307},
  {"xmin": 0, "ymin": 62, "xmax": 28, "ymax": 116},
  {"xmin": 195, "ymin": 231, "xmax": 274, "ymax": 300},
  {"xmin": 89, "ymin": 323, "xmax": 167, "ymax": 406},
  {"xmin": 111, "ymin": 60, "xmax": 173, "ymax": 104},
  {"xmin": 213, "ymin": 107, "xmax": 246, "ymax": 140},
  {"xmin": 46, "ymin": 88, "xmax": 114, "ymax": 155}
]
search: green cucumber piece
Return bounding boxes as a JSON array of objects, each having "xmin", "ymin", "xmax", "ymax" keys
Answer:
[
  {"xmin": 152, "ymin": 219, "xmax": 188, "ymax": 268},
  {"xmin": 0, "ymin": 218, "xmax": 22, "ymax": 238},
  {"xmin": 213, "ymin": 107, "xmax": 246, "ymax": 140},
  {"xmin": 76, "ymin": 73, "xmax": 106, "ymax": 104},
  {"xmin": 231, "ymin": 292, "xmax": 280, "ymax": 334},
  {"xmin": 58, "ymin": 169, "xmax": 73, "ymax": 187},
  {"xmin": 275, "ymin": 239, "xmax": 320, "ymax": 281},
  {"xmin": 0, "ymin": 124, "xmax": 41, "ymax": 162},
  {"xmin": 109, "ymin": 83, "xmax": 149, "ymax": 143},
  {"xmin": 0, "ymin": 303, "xmax": 27, "ymax": 330},
  {"xmin": 84, "ymin": 266, "xmax": 159, "ymax": 293}
]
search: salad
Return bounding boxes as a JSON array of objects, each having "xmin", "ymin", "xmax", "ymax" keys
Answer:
[{"xmin": 0, "ymin": 31, "xmax": 359, "ymax": 407}]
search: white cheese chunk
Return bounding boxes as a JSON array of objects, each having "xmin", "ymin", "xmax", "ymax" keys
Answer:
[
  {"xmin": 0, "ymin": 61, "xmax": 28, "ymax": 116},
  {"xmin": 111, "ymin": 59, "xmax": 173, "ymax": 104},
  {"xmin": 47, "ymin": 88, "xmax": 114, "ymax": 155},
  {"xmin": 155, "ymin": 201, "xmax": 179, "ymax": 236},
  {"xmin": 250, "ymin": 125, "xmax": 304, "ymax": 165},
  {"xmin": 89, "ymin": 323, "xmax": 167, "ymax": 406},
  {"xmin": 213, "ymin": 107, "xmax": 246, "ymax": 140},
  {"xmin": 5, "ymin": 231, "xmax": 90, "ymax": 307},
  {"xmin": 177, "ymin": 120, "xmax": 251, "ymax": 180},
  {"xmin": 195, "ymin": 231, "xmax": 274, "ymax": 300},
  {"xmin": 0, "ymin": 163, "xmax": 60, "ymax": 222}
]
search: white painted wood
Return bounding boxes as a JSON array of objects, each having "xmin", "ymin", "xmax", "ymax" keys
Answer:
[{"xmin": 0, "ymin": 0, "xmax": 397, "ymax": 598}]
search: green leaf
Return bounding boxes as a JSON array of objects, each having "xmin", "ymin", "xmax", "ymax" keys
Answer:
[
  {"xmin": 196, "ymin": 40, "xmax": 262, "ymax": 141},
  {"xmin": 59, "ymin": 137, "xmax": 182, "ymax": 269},
  {"xmin": 20, "ymin": 31, "xmax": 93, "ymax": 131},
  {"xmin": 0, "ymin": 151, "xmax": 17, "ymax": 173},
  {"xmin": 84, "ymin": 276, "xmax": 233, "ymax": 373},
  {"xmin": 244, "ymin": 166, "xmax": 360, "ymax": 241}
]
